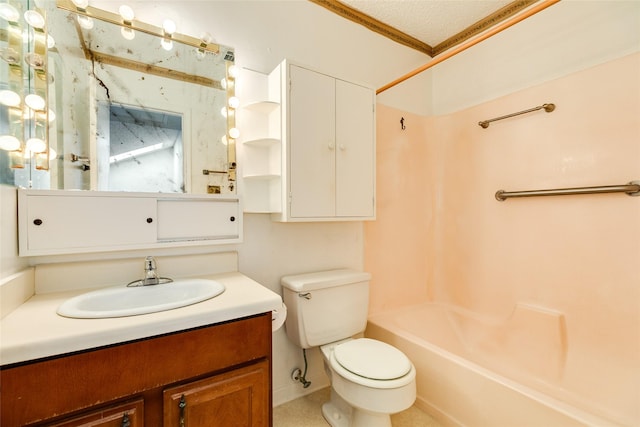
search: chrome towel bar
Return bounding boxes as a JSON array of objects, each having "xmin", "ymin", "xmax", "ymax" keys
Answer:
[
  {"xmin": 479, "ymin": 103, "xmax": 555, "ymax": 128},
  {"xmin": 495, "ymin": 181, "xmax": 640, "ymax": 201}
]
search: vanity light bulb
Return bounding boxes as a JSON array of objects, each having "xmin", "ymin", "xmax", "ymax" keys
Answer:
[
  {"xmin": 49, "ymin": 147, "xmax": 57, "ymax": 160},
  {"xmin": 228, "ymin": 128, "xmax": 240, "ymax": 139},
  {"xmin": 48, "ymin": 109, "xmax": 56, "ymax": 122},
  {"xmin": 227, "ymin": 65, "xmax": 239, "ymax": 78},
  {"xmin": 200, "ymin": 32, "xmax": 213, "ymax": 44},
  {"xmin": 228, "ymin": 96, "xmax": 240, "ymax": 109},
  {"xmin": 119, "ymin": 5, "xmax": 135, "ymax": 22},
  {"xmin": 220, "ymin": 78, "xmax": 227, "ymax": 90},
  {"xmin": 26, "ymin": 138, "xmax": 46, "ymax": 153},
  {"xmin": 0, "ymin": 3, "xmax": 20, "ymax": 22},
  {"xmin": 71, "ymin": 0, "xmax": 89, "ymax": 9},
  {"xmin": 47, "ymin": 34, "xmax": 56, "ymax": 49},
  {"xmin": 160, "ymin": 38, "xmax": 173, "ymax": 51},
  {"xmin": 25, "ymin": 94, "xmax": 46, "ymax": 111},
  {"xmin": 0, "ymin": 90, "xmax": 21, "ymax": 107},
  {"xmin": 0, "ymin": 135, "xmax": 21, "ymax": 151},
  {"xmin": 77, "ymin": 15, "xmax": 94, "ymax": 30},
  {"xmin": 24, "ymin": 10, "xmax": 45, "ymax": 29},
  {"xmin": 220, "ymin": 107, "xmax": 228, "ymax": 118},
  {"xmin": 162, "ymin": 19, "xmax": 176, "ymax": 36},
  {"xmin": 121, "ymin": 27, "xmax": 135, "ymax": 40}
]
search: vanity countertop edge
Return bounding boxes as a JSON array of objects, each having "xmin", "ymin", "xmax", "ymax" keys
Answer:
[{"xmin": 0, "ymin": 272, "xmax": 282, "ymax": 366}]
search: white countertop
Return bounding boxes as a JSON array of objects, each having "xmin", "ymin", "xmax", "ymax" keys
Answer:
[{"xmin": 0, "ymin": 272, "xmax": 282, "ymax": 366}]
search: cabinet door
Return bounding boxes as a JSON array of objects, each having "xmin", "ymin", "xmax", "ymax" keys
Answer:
[
  {"xmin": 163, "ymin": 360, "xmax": 270, "ymax": 427},
  {"xmin": 46, "ymin": 399, "xmax": 144, "ymax": 427},
  {"xmin": 289, "ymin": 65, "xmax": 336, "ymax": 218},
  {"xmin": 335, "ymin": 79, "xmax": 375, "ymax": 217},
  {"xmin": 21, "ymin": 194, "xmax": 156, "ymax": 253}
]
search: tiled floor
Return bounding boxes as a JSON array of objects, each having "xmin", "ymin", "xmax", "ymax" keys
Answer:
[{"xmin": 273, "ymin": 387, "xmax": 443, "ymax": 427}]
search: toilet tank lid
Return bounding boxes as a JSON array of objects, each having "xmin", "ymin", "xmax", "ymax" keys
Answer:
[{"xmin": 281, "ymin": 269, "xmax": 371, "ymax": 292}]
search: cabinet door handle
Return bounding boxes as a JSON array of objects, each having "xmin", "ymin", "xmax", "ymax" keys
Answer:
[
  {"xmin": 328, "ymin": 142, "xmax": 335, "ymax": 150},
  {"xmin": 121, "ymin": 413, "xmax": 131, "ymax": 427},
  {"xmin": 178, "ymin": 394, "xmax": 187, "ymax": 427}
]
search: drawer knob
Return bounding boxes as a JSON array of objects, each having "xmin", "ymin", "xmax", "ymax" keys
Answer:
[
  {"xmin": 230, "ymin": 216, "xmax": 236, "ymax": 222},
  {"xmin": 146, "ymin": 217, "xmax": 153, "ymax": 224},
  {"xmin": 33, "ymin": 218, "xmax": 43, "ymax": 226}
]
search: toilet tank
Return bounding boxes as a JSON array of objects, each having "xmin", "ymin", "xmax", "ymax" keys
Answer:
[{"xmin": 281, "ymin": 269, "xmax": 371, "ymax": 349}]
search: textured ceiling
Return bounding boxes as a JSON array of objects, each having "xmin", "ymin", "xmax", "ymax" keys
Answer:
[
  {"xmin": 340, "ymin": 0, "xmax": 512, "ymax": 46},
  {"xmin": 312, "ymin": 0, "xmax": 535, "ymax": 56}
]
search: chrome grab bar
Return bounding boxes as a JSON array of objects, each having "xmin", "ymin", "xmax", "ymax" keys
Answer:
[
  {"xmin": 495, "ymin": 181, "xmax": 640, "ymax": 201},
  {"xmin": 479, "ymin": 103, "xmax": 555, "ymax": 128}
]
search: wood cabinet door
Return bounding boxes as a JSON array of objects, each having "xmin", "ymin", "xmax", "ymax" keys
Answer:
[
  {"xmin": 45, "ymin": 399, "xmax": 144, "ymax": 427},
  {"xmin": 163, "ymin": 360, "xmax": 270, "ymax": 427}
]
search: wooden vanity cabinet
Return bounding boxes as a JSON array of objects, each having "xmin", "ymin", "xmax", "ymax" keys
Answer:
[
  {"xmin": 46, "ymin": 400, "xmax": 144, "ymax": 427},
  {"xmin": 0, "ymin": 313, "xmax": 272, "ymax": 427}
]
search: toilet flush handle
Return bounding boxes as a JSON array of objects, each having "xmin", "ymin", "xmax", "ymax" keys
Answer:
[{"xmin": 298, "ymin": 292, "xmax": 312, "ymax": 300}]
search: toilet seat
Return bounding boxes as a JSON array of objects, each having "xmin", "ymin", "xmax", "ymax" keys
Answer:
[{"xmin": 328, "ymin": 338, "xmax": 416, "ymax": 389}]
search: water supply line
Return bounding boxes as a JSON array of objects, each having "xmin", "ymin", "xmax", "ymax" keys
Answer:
[{"xmin": 292, "ymin": 349, "xmax": 312, "ymax": 388}]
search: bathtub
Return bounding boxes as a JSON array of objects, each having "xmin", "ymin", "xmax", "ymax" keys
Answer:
[{"xmin": 366, "ymin": 303, "xmax": 628, "ymax": 427}]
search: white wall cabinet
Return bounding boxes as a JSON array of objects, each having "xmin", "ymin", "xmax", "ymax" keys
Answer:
[
  {"xmin": 240, "ymin": 61, "xmax": 375, "ymax": 221},
  {"xmin": 18, "ymin": 189, "xmax": 241, "ymax": 256}
]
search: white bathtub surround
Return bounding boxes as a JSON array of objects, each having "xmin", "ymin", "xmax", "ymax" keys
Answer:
[
  {"xmin": 0, "ymin": 252, "xmax": 282, "ymax": 365},
  {"xmin": 366, "ymin": 303, "xmax": 625, "ymax": 427}
]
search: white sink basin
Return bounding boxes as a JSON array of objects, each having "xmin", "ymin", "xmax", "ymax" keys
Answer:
[{"xmin": 57, "ymin": 279, "xmax": 225, "ymax": 319}]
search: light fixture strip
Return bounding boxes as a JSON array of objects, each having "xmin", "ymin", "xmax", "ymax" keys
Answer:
[
  {"xmin": 225, "ymin": 61, "xmax": 236, "ymax": 182},
  {"xmin": 7, "ymin": 9, "xmax": 24, "ymax": 168},
  {"xmin": 56, "ymin": 0, "xmax": 221, "ymax": 54}
]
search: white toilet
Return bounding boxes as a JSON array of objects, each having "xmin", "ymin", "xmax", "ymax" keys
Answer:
[{"xmin": 281, "ymin": 269, "xmax": 416, "ymax": 427}]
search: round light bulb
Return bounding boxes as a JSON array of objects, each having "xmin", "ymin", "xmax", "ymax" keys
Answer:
[
  {"xmin": 47, "ymin": 34, "xmax": 56, "ymax": 49},
  {"xmin": 162, "ymin": 19, "xmax": 176, "ymax": 35},
  {"xmin": 228, "ymin": 96, "xmax": 240, "ymax": 109},
  {"xmin": 48, "ymin": 109, "xmax": 56, "ymax": 122},
  {"xmin": 121, "ymin": 27, "xmax": 135, "ymax": 40},
  {"xmin": 25, "ymin": 94, "xmax": 46, "ymax": 111},
  {"xmin": 71, "ymin": 0, "xmax": 89, "ymax": 9},
  {"xmin": 220, "ymin": 106, "xmax": 228, "ymax": 118},
  {"xmin": 0, "ymin": 135, "xmax": 21, "ymax": 151},
  {"xmin": 118, "ymin": 5, "xmax": 135, "ymax": 22},
  {"xmin": 26, "ymin": 138, "xmax": 46, "ymax": 153},
  {"xmin": 200, "ymin": 32, "xmax": 213, "ymax": 44},
  {"xmin": 228, "ymin": 127, "xmax": 240, "ymax": 139},
  {"xmin": 49, "ymin": 147, "xmax": 57, "ymax": 160},
  {"xmin": 24, "ymin": 10, "xmax": 45, "ymax": 29},
  {"xmin": 160, "ymin": 38, "xmax": 173, "ymax": 51},
  {"xmin": 77, "ymin": 15, "xmax": 94, "ymax": 29},
  {"xmin": 0, "ymin": 90, "xmax": 21, "ymax": 107},
  {"xmin": 228, "ymin": 65, "xmax": 239, "ymax": 78},
  {"xmin": 0, "ymin": 4, "xmax": 20, "ymax": 22},
  {"xmin": 220, "ymin": 78, "xmax": 227, "ymax": 90}
]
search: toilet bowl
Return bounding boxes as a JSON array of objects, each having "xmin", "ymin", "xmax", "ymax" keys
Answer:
[
  {"xmin": 281, "ymin": 269, "xmax": 417, "ymax": 427},
  {"xmin": 319, "ymin": 338, "xmax": 417, "ymax": 427}
]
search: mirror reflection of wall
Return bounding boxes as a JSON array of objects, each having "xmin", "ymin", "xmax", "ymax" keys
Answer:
[{"xmin": 100, "ymin": 104, "xmax": 184, "ymax": 193}]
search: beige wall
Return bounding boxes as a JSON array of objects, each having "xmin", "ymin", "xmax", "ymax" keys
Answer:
[{"xmin": 367, "ymin": 52, "xmax": 640, "ymax": 424}]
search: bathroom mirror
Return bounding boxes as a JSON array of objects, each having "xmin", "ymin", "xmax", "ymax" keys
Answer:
[{"xmin": 0, "ymin": 0, "xmax": 237, "ymax": 194}]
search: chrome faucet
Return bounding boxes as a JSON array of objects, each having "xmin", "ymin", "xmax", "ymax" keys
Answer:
[
  {"xmin": 127, "ymin": 256, "xmax": 173, "ymax": 287},
  {"xmin": 143, "ymin": 256, "xmax": 160, "ymax": 285}
]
